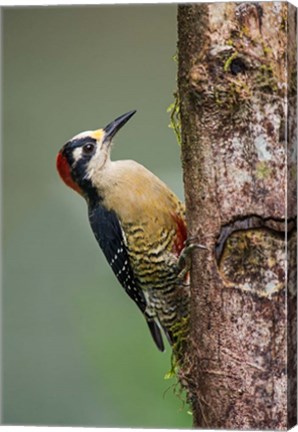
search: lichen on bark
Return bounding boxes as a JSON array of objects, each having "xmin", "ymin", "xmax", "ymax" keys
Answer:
[{"xmin": 177, "ymin": 2, "xmax": 297, "ymax": 429}]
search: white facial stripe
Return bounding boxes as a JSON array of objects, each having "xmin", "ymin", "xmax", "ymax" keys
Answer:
[
  {"xmin": 72, "ymin": 147, "xmax": 82, "ymax": 163},
  {"xmin": 72, "ymin": 130, "xmax": 93, "ymax": 140},
  {"xmin": 85, "ymin": 141, "xmax": 109, "ymax": 179}
]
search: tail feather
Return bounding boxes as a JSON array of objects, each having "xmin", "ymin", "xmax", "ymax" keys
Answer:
[
  {"xmin": 161, "ymin": 326, "xmax": 175, "ymax": 346},
  {"xmin": 146, "ymin": 319, "xmax": 165, "ymax": 352}
]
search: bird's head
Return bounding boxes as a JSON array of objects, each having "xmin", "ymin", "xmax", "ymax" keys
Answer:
[{"xmin": 56, "ymin": 110, "xmax": 136, "ymax": 197}]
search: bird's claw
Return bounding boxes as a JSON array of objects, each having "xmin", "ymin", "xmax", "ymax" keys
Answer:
[
  {"xmin": 176, "ymin": 236, "xmax": 207, "ymax": 281},
  {"xmin": 185, "ymin": 235, "xmax": 208, "ymax": 251}
]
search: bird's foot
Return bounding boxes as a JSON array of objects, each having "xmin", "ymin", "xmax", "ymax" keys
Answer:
[{"xmin": 176, "ymin": 236, "xmax": 207, "ymax": 281}]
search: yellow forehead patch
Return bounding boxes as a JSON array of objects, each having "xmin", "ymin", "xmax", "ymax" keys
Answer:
[{"xmin": 90, "ymin": 128, "xmax": 104, "ymax": 141}]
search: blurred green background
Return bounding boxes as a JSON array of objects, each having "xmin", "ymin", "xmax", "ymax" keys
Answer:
[{"xmin": 2, "ymin": 5, "xmax": 190, "ymax": 428}]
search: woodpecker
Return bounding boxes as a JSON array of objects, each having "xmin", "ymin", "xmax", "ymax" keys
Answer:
[{"xmin": 56, "ymin": 111, "xmax": 189, "ymax": 352}]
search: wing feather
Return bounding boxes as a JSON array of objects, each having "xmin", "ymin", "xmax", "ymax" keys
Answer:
[{"xmin": 88, "ymin": 203, "xmax": 164, "ymax": 351}]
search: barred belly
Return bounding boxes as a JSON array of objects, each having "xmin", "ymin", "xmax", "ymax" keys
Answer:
[{"xmin": 125, "ymin": 222, "xmax": 189, "ymax": 335}]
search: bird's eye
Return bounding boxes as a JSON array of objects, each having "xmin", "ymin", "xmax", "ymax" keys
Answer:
[{"xmin": 82, "ymin": 142, "xmax": 95, "ymax": 155}]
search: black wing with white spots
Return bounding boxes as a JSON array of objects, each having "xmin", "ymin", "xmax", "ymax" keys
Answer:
[{"xmin": 88, "ymin": 203, "xmax": 164, "ymax": 351}]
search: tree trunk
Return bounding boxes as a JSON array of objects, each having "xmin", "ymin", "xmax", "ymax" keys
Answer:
[{"xmin": 177, "ymin": 2, "xmax": 297, "ymax": 429}]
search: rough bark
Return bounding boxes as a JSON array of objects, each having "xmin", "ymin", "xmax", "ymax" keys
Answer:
[{"xmin": 177, "ymin": 2, "xmax": 297, "ymax": 429}]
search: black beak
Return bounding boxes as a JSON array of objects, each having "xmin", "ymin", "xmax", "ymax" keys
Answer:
[{"xmin": 103, "ymin": 110, "xmax": 136, "ymax": 142}]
